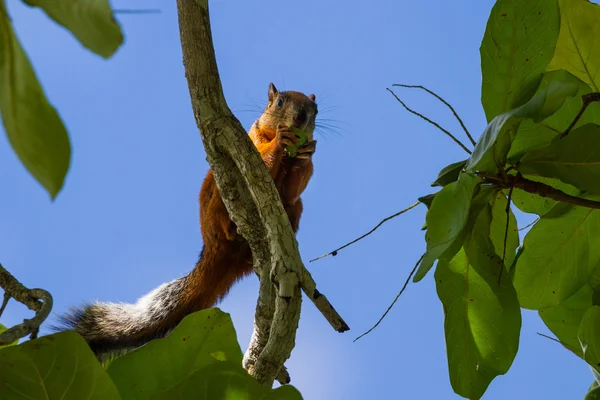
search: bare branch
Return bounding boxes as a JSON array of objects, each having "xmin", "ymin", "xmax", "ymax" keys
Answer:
[
  {"xmin": 519, "ymin": 218, "xmax": 539, "ymax": 231},
  {"xmin": 354, "ymin": 254, "xmax": 424, "ymax": 342},
  {"xmin": 561, "ymin": 92, "xmax": 600, "ymax": 138},
  {"xmin": 507, "ymin": 175, "xmax": 600, "ymax": 209},
  {"xmin": 387, "ymin": 88, "xmax": 472, "ymax": 155},
  {"xmin": 0, "ymin": 263, "xmax": 53, "ymax": 345},
  {"xmin": 176, "ymin": 0, "xmax": 346, "ymax": 386},
  {"xmin": 311, "ymin": 201, "xmax": 421, "ymax": 262},
  {"xmin": 498, "ymin": 187, "xmax": 513, "ymax": 285},
  {"xmin": 392, "ymin": 84, "xmax": 476, "ymax": 146}
]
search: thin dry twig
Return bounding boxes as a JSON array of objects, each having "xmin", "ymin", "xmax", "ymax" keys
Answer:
[
  {"xmin": 387, "ymin": 88, "xmax": 472, "ymax": 155},
  {"xmin": 561, "ymin": 92, "xmax": 600, "ymax": 138},
  {"xmin": 536, "ymin": 332, "xmax": 579, "ymax": 356},
  {"xmin": 310, "ymin": 201, "xmax": 421, "ymax": 262},
  {"xmin": 519, "ymin": 218, "xmax": 539, "ymax": 231},
  {"xmin": 0, "ymin": 263, "xmax": 53, "ymax": 345},
  {"xmin": 354, "ymin": 254, "xmax": 424, "ymax": 342},
  {"xmin": 392, "ymin": 84, "xmax": 476, "ymax": 146}
]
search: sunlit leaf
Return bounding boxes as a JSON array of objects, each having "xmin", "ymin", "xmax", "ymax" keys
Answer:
[
  {"xmin": 513, "ymin": 200, "xmax": 600, "ymax": 309},
  {"xmin": 23, "ymin": 0, "xmax": 123, "ymax": 58},
  {"xmin": 152, "ymin": 362, "xmax": 303, "ymax": 400},
  {"xmin": 0, "ymin": 0, "xmax": 70, "ymax": 198},
  {"xmin": 579, "ymin": 306, "xmax": 600, "ymax": 372},
  {"xmin": 480, "ymin": 0, "xmax": 559, "ymax": 121},
  {"xmin": 548, "ymin": 0, "xmax": 600, "ymax": 91},
  {"xmin": 508, "ymin": 70, "xmax": 596, "ymax": 162},
  {"xmin": 435, "ymin": 204, "xmax": 521, "ymax": 400},
  {"xmin": 107, "ymin": 309, "xmax": 243, "ymax": 400},
  {"xmin": 414, "ymin": 173, "xmax": 480, "ymax": 282},
  {"xmin": 467, "ymin": 76, "xmax": 579, "ymax": 175},
  {"xmin": 0, "ymin": 331, "xmax": 120, "ymax": 399},
  {"xmin": 519, "ymin": 124, "xmax": 600, "ymax": 194}
]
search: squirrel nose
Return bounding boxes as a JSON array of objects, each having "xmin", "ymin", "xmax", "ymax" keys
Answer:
[{"xmin": 294, "ymin": 109, "xmax": 307, "ymax": 125}]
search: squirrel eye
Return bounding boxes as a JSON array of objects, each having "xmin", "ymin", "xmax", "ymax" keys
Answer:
[{"xmin": 276, "ymin": 98, "xmax": 284, "ymax": 108}]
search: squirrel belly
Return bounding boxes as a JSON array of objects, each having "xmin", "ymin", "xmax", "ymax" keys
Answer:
[{"xmin": 57, "ymin": 83, "xmax": 318, "ymax": 359}]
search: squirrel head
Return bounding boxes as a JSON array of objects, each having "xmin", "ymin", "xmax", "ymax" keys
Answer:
[{"xmin": 258, "ymin": 83, "xmax": 318, "ymax": 138}]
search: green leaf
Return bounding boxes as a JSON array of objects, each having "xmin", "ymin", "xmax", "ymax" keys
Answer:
[
  {"xmin": 467, "ymin": 77, "xmax": 579, "ymax": 175},
  {"xmin": 107, "ymin": 308, "xmax": 244, "ymax": 400},
  {"xmin": 539, "ymin": 277, "xmax": 598, "ymax": 358},
  {"xmin": 287, "ymin": 126, "xmax": 309, "ymax": 158},
  {"xmin": 431, "ymin": 160, "xmax": 467, "ymax": 187},
  {"xmin": 508, "ymin": 175, "xmax": 580, "ymax": 216},
  {"xmin": 0, "ymin": 0, "xmax": 71, "ymax": 199},
  {"xmin": 151, "ymin": 362, "xmax": 303, "ymax": 400},
  {"xmin": 489, "ymin": 192, "xmax": 519, "ymax": 270},
  {"xmin": 23, "ymin": 0, "xmax": 123, "ymax": 58},
  {"xmin": 548, "ymin": 0, "xmax": 600, "ymax": 92},
  {"xmin": 513, "ymin": 201, "xmax": 600, "ymax": 309},
  {"xmin": 414, "ymin": 173, "xmax": 480, "ymax": 282},
  {"xmin": 519, "ymin": 124, "xmax": 600, "ymax": 194},
  {"xmin": 0, "ymin": 324, "xmax": 18, "ymax": 349},
  {"xmin": 0, "ymin": 331, "xmax": 120, "ymax": 399},
  {"xmin": 480, "ymin": 0, "xmax": 560, "ymax": 122},
  {"xmin": 585, "ymin": 380, "xmax": 600, "ymax": 400},
  {"xmin": 435, "ymin": 204, "xmax": 521, "ymax": 400},
  {"xmin": 579, "ymin": 306, "xmax": 600, "ymax": 372},
  {"xmin": 508, "ymin": 70, "xmax": 596, "ymax": 162}
]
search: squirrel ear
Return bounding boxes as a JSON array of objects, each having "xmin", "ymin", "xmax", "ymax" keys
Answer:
[
  {"xmin": 268, "ymin": 83, "xmax": 278, "ymax": 102},
  {"xmin": 308, "ymin": 94, "xmax": 316, "ymax": 101}
]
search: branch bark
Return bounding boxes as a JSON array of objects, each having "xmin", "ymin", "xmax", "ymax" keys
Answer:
[
  {"xmin": 176, "ymin": 0, "xmax": 348, "ymax": 386},
  {"xmin": 0, "ymin": 263, "xmax": 53, "ymax": 345}
]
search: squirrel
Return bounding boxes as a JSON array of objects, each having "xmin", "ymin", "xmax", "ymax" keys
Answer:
[{"xmin": 57, "ymin": 83, "xmax": 318, "ymax": 360}]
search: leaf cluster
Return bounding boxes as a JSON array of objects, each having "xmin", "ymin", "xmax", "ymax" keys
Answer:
[{"xmin": 410, "ymin": 0, "xmax": 600, "ymax": 398}]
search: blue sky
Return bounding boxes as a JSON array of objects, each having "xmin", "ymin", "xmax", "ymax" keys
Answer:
[{"xmin": 0, "ymin": 0, "xmax": 591, "ymax": 399}]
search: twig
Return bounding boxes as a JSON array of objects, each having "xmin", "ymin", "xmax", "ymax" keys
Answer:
[
  {"xmin": 392, "ymin": 84, "xmax": 476, "ymax": 146},
  {"xmin": 310, "ymin": 201, "xmax": 421, "ymax": 262},
  {"xmin": 498, "ymin": 187, "xmax": 513, "ymax": 285},
  {"xmin": 536, "ymin": 332, "xmax": 579, "ymax": 356},
  {"xmin": 0, "ymin": 263, "xmax": 53, "ymax": 345},
  {"xmin": 354, "ymin": 254, "xmax": 424, "ymax": 342},
  {"xmin": 387, "ymin": 88, "xmax": 472, "ymax": 155},
  {"xmin": 519, "ymin": 218, "xmax": 539, "ymax": 231},
  {"xmin": 561, "ymin": 92, "xmax": 600, "ymax": 138}
]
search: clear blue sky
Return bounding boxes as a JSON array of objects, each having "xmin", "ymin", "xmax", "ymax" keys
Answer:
[{"xmin": 0, "ymin": 1, "xmax": 591, "ymax": 398}]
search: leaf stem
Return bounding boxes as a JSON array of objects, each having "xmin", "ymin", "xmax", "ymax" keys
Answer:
[{"xmin": 561, "ymin": 92, "xmax": 600, "ymax": 138}]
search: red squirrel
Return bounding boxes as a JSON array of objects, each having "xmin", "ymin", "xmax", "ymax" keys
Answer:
[{"xmin": 59, "ymin": 83, "xmax": 318, "ymax": 359}]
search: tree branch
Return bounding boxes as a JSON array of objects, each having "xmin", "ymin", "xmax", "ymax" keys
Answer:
[
  {"xmin": 0, "ymin": 263, "xmax": 53, "ymax": 345},
  {"xmin": 387, "ymin": 88, "xmax": 472, "ymax": 155},
  {"xmin": 505, "ymin": 175, "xmax": 600, "ymax": 209},
  {"xmin": 176, "ymin": 0, "xmax": 347, "ymax": 386},
  {"xmin": 310, "ymin": 201, "xmax": 421, "ymax": 262},
  {"xmin": 392, "ymin": 84, "xmax": 476, "ymax": 146}
]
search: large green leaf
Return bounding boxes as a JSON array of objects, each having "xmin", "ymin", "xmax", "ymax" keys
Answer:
[
  {"xmin": 586, "ymin": 381, "xmax": 600, "ymax": 400},
  {"xmin": 414, "ymin": 173, "xmax": 480, "ymax": 282},
  {"xmin": 519, "ymin": 124, "xmax": 600, "ymax": 194},
  {"xmin": 0, "ymin": 0, "xmax": 71, "ymax": 199},
  {"xmin": 107, "ymin": 308, "xmax": 244, "ymax": 400},
  {"xmin": 480, "ymin": 0, "xmax": 559, "ymax": 122},
  {"xmin": 489, "ymin": 192, "xmax": 519, "ymax": 269},
  {"xmin": 509, "ymin": 175, "xmax": 580, "ymax": 216},
  {"xmin": 0, "ymin": 331, "xmax": 120, "ymax": 399},
  {"xmin": 435, "ymin": 204, "xmax": 521, "ymax": 400},
  {"xmin": 431, "ymin": 160, "xmax": 467, "ymax": 187},
  {"xmin": 579, "ymin": 306, "xmax": 600, "ymax": 371},
  {"xmin": 539, "ymin": 281, "xmax": 594, "ymax": 358},
  {"xmin": 152, "ymin": 362, "xmax": 303, "ymax": 400},
  {"xmin": 467, "ymin": 76, "xmax": 579, "ymax": 175},
  {"xmin": 508, "ymin": 70, "xmax": 596, "ymax": 162},
  {"xmin": 23, "ymin": 0, "xmax": 123, "ymax": 58},
  {"xmin": 548, "ymin": 0, "xmax": 600, "ymax": 91},
  {"xmin": 513, "ymin": 201, "xmax": 600, "ymax": 309}
]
